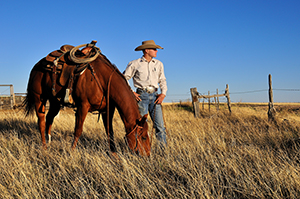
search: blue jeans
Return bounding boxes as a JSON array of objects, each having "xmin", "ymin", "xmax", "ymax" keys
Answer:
[{"xmin": 136, "ymin": 89, "xmax": 167, "ymax": 148}]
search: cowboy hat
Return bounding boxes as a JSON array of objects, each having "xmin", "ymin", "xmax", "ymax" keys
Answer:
[{"xmin": 135, "ymin": 40, "xmax": 164, "ymax": 51}]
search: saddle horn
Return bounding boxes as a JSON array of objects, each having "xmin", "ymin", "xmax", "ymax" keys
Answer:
[{"xmin": 69, "ymin": 41, "xmax": 100, "ymax": 64}]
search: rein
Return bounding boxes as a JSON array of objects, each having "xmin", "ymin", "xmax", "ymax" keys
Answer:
[
  {"xmin": 88, "ymin": 63, "xmax": 105, "ymax": 111},
  {"xmin": 88, "ymin": 62, "xmax": 117, "ymax": 143},
  {"xmin": 88, "ymin": 63, "xmax": 117, "ymax": 148},
  {"xmin": 126, "ymin": 124, "xmax": 143, "ymax": 152},
  {"xmin": 106, "ymin": 67, "xmax": 117, "ymax": 146},
  {"xmin": 151, "ymin": 104, "xmax": 156, "ymax": 146},
  {"xmin": 150, "ymin": 103, "xmax": 167, "ymax": 146}
]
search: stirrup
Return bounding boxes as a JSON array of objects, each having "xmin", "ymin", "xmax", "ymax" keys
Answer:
[{"xmin": 64, "ymin": 89, "xmax": 74, "ymax": 104}]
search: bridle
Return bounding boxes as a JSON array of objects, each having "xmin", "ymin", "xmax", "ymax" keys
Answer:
[{"xmin": 125, "ymin": 124, "xmax": 144, "ymax": 152}]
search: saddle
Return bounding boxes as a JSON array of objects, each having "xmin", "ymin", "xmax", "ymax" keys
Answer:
[{"xmin": 45, "ymin": 44, "xmax": 93, "ymax": 105}]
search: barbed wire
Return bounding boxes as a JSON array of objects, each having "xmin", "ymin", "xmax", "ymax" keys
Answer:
[
  {"xmin": 230, "ymin": 88, "xmax": 300, "ymax": 95},
  {"xmin": 167, "ymin": 88, "xmax": 300, "ymax": 97},
  {"xmin": 273, "ymin": 88, "xmax": 300, "ymax": 91},
  {"xmin": 230, "ymin": 89, "xmax": 267, "ymax": 94},
  {"xmin": 165, "ymin": 88, "xmax": 300, "ymax": 102}
]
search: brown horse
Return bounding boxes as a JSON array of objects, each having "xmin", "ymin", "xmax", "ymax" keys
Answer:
[{"xmin": 23, "ymin": 41, "xmax": 151, "ymax": 156}]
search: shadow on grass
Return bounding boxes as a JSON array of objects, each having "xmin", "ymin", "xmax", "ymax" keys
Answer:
[
  {"xmin": 0, "ymin": 117, "xmax": 37, "ymax": 139},
  {"xmin": 0, "ymin": 116, "xmax": 112, "ymax": 154},
  {"xmin": 165, "ymin": 103, "xmax": 194, "ymax": 113}
]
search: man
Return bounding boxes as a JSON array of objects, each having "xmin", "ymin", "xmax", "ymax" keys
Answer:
[{"xmin": 123, "ymin": 40, "xmax": 167, "ymax": 149}]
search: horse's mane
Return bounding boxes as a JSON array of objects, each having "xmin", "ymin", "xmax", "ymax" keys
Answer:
[{"xmin": 98, "ymin": 53, "xmax": 130, "ymax": 83}]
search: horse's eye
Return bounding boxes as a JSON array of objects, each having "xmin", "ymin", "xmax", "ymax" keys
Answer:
[{"xmin": 141, "ymin": 136, "xmax": 147, "ymax": 141}]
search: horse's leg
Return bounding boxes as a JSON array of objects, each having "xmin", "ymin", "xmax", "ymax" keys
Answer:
[
  {"xmin": 45, "ymin": 99, "xmax": 61, "ymax": 144},
  {"xmin": 102, "ymin": 103, "xmax": 116, "ymax": 152},
  {"xmin": 33, "ymin": 94, "xmax": 47, "ymax": 148},
  {"xmin": 72, "ymin": 104, "xmax": 89, "ymax": 149}
]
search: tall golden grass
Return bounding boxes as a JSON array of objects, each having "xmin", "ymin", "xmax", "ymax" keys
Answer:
[{"xmin": 0, "ymin": 103, "xmax": 299, "ymax": 198}]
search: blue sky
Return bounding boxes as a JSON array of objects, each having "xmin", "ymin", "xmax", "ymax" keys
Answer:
[{"xmin": 0, "ymin": 0, "xmax": 299, "ymax": 103}]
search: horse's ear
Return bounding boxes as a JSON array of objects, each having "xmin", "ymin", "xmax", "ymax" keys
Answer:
[
  {"xmin": 137, "ymin": 114, "xmax": 148, "ymax": 125},
  {"xmin": 141, "ymin": 114, "xmax": 148, "ymax": 123}
]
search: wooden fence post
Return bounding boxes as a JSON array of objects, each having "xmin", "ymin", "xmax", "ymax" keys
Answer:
[
  {"xmin": 268, "ymin": 74, "xmax": 276, "ymax": 121},
  {"xmin": 190, "ymin": 88, "xmax": 200, "ymax": 118},
  {"xmin": 225, "ymin": 84, "xmax": 232, "ymax": 114},
  {"xmin": 216, "ymin": 89, "xmax": 220, "ymax": 111},
  {"xmin": 10, "ymin": 85, "xmax": 15, "ymax": 109},
  {"xmin": 0, "ymin": 84, "xmax": 15, "ymax": 109},
  {"xmin": 208, "ymin": 91, "xmax": 211, "ymax": 112}
]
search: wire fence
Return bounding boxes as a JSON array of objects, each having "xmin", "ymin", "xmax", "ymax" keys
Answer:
[{"xmin": 166, "ymin": 88, "xmax": 300, "ymax": 103}]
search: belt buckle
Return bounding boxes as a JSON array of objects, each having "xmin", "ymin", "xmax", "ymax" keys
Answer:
[{"xmin": 146, "ymin": 86, "xmax": 155, "ymax": 94}]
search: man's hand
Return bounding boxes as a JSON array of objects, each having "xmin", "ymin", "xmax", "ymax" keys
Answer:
[
  {"xmin": 155, "ymin": 94, "xmax": 165, "ymax": 104},
  {"xmin": 133, "ymin": 92, "xmax": 141, "ymax": 101}
]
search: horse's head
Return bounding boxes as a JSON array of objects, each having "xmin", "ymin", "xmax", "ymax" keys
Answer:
[{"xmin": 125, "ymin": 114, "xmax": 151, "ymax": 156}]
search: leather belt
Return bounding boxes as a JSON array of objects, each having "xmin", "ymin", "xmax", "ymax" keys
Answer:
[{"xmin": 137, "ymin": 86, "xmax": 158, "ymax": 94}]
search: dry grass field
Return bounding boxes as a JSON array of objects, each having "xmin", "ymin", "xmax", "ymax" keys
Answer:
[{"xmin": 0, "ymin": 102, "xmax": 300, "ymax": 198}]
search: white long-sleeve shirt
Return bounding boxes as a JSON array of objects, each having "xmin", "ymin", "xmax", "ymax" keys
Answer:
[{"xmin": 123, "ymin": 57, "xmax": 167, "ymax": 95}]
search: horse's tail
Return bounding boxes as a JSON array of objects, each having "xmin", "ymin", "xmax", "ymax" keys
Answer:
[{"xmin": 23, "ymin": 74, "xmax": 36, "ymax": 117}]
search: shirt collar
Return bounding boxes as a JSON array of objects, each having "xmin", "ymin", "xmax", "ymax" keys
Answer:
[{"xmin": 140, "ymin": 56, "xmax": 156, "ymax": 63}]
